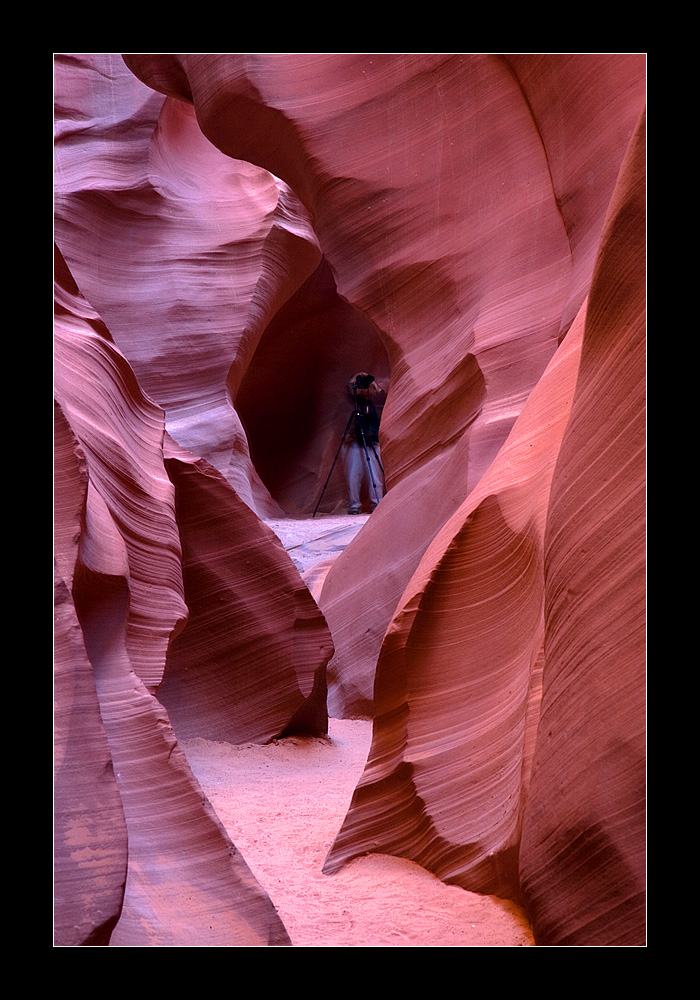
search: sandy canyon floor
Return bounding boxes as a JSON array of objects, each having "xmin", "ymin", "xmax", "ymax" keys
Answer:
[{"xmin": 181, "ymin": 513, "xmax": 535, "ymax": 947}]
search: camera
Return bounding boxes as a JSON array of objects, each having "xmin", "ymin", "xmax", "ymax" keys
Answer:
[{"xmin": 354, "ymin": 374, "xmax": 374, "ymax": 390}]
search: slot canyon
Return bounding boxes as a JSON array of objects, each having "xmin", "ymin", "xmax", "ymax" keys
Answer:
[{"xmin": 53, "ymin": 52, "xmax": 646, "ymax": 947}]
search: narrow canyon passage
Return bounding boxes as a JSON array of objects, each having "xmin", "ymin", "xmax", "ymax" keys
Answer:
[
  {"xmin": 182, "ymin": 721, "xmax": 533, "ymax": 947},
  {"xmin": 54, "ymin": 53, "xmax": 646, "ymax": 947},
  {"xmin": 182, "ymin": 514, "xmax": 534, "ymax": 947},
  {"xmin": 263, "ymin": 513, "xmax": 371, "ymax": 598}
]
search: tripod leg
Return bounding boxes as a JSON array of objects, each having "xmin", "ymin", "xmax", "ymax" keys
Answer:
[
  {"xmin": 356, "ymin": 421, "xmax": 382, "ymax": 507},
  {"xmin": 369, "ymin": 441, "xmax": 384, "ymax": 477},
  {"xmin": 313, "ymin": 413, "xmax": 354, "ymax": 517}
]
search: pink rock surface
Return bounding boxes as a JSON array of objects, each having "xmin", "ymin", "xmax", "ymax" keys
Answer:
[
  {"xmin": 323, "ymin": 289, "xmax": 587, "ymax": 903},
  {"xmin": 54, "ymin": 246, "xmax": 188, "ymax": 693},
  {"xmin": 519, "ymin": 110, "xmax": 646, "ymax": 946},
  {"xmin": 54, "ymin": 54, "xmax": 646, "ymax": 946},
  {"xmin": 235, "ymin": 258, "xmax": 391, "ymax": 516},
  {"xmin": 160, "ymin": 437, "xmax": 331, "ymax": 743},
  {"xmin": 54, "ymin": 55, "xmax": 319, "ymax": 516},
  {"xmin": 53, "ymin": 246, "xmax": 314, "ymax": 945},
  {"xmin": 323, "ymin": 103, "xmax": 645, "ymax": 947},
  {"xmin": 54, "ymin": 411, "xmax": 127, "ymax": 945},
  {"xmin": 124, "ymin": 53, "xmax": 645, "ymax": 716}
]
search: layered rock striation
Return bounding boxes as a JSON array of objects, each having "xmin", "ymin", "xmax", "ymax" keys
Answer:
[
  {"xmin": 54, "ymin": 53, "xmax": 646, "ymax": 946},
  {"xmin": 53, "ymin": 243, "xmax": 326, "ymax": 944}
]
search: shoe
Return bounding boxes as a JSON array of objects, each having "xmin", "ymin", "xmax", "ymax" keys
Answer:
[{"xmin": 348, "ymin": 507, "xmax": 361, "ymax": 515}]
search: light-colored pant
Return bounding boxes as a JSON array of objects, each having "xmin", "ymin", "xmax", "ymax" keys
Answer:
[{"xmin": 343, "ymin": 441, "xmax": 384, "ymax": 511}]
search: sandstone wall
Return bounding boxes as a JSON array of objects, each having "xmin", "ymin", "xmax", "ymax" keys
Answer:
[{"xmin": 54, "ymin": 53, "xmax": 646, "ymax": 945}]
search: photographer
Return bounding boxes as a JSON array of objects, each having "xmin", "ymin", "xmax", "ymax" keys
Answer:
[{"xmin": 343, "ymin": 372, "xmax": 386, "ymax": 514}]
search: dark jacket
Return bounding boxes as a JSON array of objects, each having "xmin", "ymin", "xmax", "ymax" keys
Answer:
[{"xmin": 344, "ymin": 374, "xmax": 384, "ymax": 445}]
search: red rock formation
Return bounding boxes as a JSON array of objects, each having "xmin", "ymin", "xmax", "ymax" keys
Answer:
[
  {"xmin": 54, "ymin": 411, "xmax": 127, "ymax": 945},
  {"xmin": 55, "ymin": 53, "xmax": 646, "ymax": 946},
  {"xmin": 54, "ymin": 246, "xmax": 188, "ymax": 692},
  {"xmin": 324, "ymin": 102, "xmax": 646, "ymax": 947},
  {"xmin": 519, "ymin": 110, "xmax": 646, "ymax": 946},
  {"xmin": 314, "ymin": 52, "xmax": 648, "ymax": 716},
  {"xmin": 54, "ymin": 54, "xmax": 319, "ymax": 516},
  {"xmin": 53, "ymin": 245, "xmax": 321, "ymax": 944},
  {"xmin": 122, "ymin": 53, "xmax": 645, "ymax": 716},
  {"xmin": 235, "ymin": 257, "xmax": 391, "ymax": 516},
  {"xmin": 323, "ymin": 292, "xmax": 586, "ymax": 904},
  {"xmin": 160, "ymin": 436, "xmax": 331, "ymax": 743}
]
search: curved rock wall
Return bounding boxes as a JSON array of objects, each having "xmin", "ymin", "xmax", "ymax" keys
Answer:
[
  {"xmin": 519, "ymin": 110, "xmax": 646, "ymax": 945},
  {"xmin": 322, "ymin": 103, "xmax": 645, "ymax": 947},
  {"xmin": 235, "ymin": 257, "xmax": 391, "ymax": 516},
  {"xmin": 54, "ymin": 53, "xmax": 646, "ymax": 946},
  {"xmin": 160, "ymin": 436, "xmax": 331, "ymax": 744},
  {"xmin": 323, "ymin": 298, "xmax": 587, "ymax": 904},
  {"xmin": 54, "ymin": 54, "xmax": 319, "ymax": 515},
  {"xmin": 53, "ymin": 241, "xmax": 324, "ymax": 944},
  {"xmin": 124, "ymin": 53, "xmax": 645, "ymax": 716}
]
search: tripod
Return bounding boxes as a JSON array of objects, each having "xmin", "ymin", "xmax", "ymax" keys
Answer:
[{"xmin": 313, "ymin": 383, "xmax": 385, "ymax": 518}]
